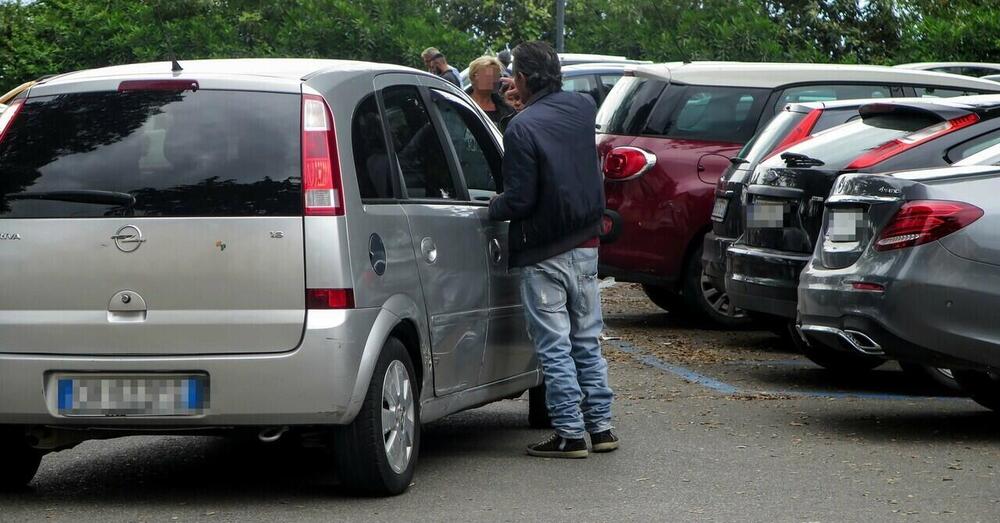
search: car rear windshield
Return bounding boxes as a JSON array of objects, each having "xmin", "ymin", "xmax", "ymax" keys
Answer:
[
  {"xmin": 771, "ymin": 112, "xmax": 943, "ymax": 169},
  {"xmin": 595, "ymin": 76, "xmax": 666, "ymax": 135},
  {"xmin": 0, "ymin": 89, "xmax": 301, "ymax": 218},
  {"xmin": 736, "ymin": 110, "xmax": 808, "ymax": 165}
]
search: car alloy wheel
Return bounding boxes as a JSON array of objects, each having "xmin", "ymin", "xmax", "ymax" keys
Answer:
[
  {"xmin": 699, "ymin": 271, "xmax": 747, "ymax": 320},
  {"xmin": 381, "ymin": 360, "xmax": 415, "ymax": 474}
]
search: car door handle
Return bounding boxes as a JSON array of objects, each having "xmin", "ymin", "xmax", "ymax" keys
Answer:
[{"xmin": 489, "ymin": 238, "xmax": 502, "ymax": 264}]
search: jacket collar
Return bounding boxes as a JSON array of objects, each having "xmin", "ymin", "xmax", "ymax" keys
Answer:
[{"xmin": 524, "ymin": 86, "xmax": 558, "ymax": 108}]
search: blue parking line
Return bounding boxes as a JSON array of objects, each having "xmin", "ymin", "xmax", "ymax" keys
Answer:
[
  {"xmin": 606, "ymin": 338, "xmax": 964, "ymax": 402},
  {"xmin": 609, "ymin": 339, "xmax": 741, "ymax": 394}
]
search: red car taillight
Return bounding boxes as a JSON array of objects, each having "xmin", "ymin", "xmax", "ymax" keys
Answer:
[
  {"xmin": 0, "ymin": 98, "xmax": 25, "ymax": 145},
  {"xmin": 766, "ymin": 108, "xmax": 823, "ymax": 159},
  {"xmin": 602, "ymin": 146, "xmax": 656, "ymax": 181},
  {"xmin": 847, "ymin": 113, "xmax": 980, "ymax": 170},
  {"xmin": 302, "ymin": 94, "xmax": 344, "ymax": 216},
  {"xmin": 306, "ymin": 288, "xmax": 355, "ymax": 309},
  {"xmin": 874, "ymin": 200, "xmax": 983, "ymax": 252}
]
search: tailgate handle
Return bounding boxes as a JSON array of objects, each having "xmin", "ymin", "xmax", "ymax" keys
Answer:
[
  {"xmin": 746, "ymin": 185, "xmax": 804, "ymax": 200},
  {"xmin": 108, "ymin": 290, "xmax": 148, "ymax": 323}
]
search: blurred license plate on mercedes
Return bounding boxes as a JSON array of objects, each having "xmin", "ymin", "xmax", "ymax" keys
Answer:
[
  {"xmin": 57, "ymin": 375, "xmax": 208, "ymax": 417},
  {"xmin": 829, "ymin": 208, "xmax": 864, "ymax": 242}
]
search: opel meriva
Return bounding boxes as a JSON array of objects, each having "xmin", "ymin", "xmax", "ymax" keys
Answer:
[{"xmin": 0, "ymin": 59, "xmax": 545, "ymax": 495}]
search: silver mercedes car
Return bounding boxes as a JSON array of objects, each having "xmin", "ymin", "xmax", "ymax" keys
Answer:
[
  {"xmin": 0, "ymin": 59, "xmax": 543, "ymax": 495},
  {"xmin": 798, "ymin": 158, "xmax": 1000, "ymax": 411}
]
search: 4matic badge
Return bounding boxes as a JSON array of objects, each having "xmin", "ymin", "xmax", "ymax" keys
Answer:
[{"xmin": 0, "ymin": 233, "xmax": 21, "ymax": 240}]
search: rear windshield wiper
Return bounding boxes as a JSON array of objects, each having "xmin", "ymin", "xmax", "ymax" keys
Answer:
[
  {"xmin": 7, "ymin": 190, "xmax": 136, "ymax": 207},
  {"xmin": 779, "ymin": 152, "xmax": 825, "ymax": 168}
]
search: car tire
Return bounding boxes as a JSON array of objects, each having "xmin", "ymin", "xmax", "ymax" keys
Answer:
[
  {"xmin": 898, "ymin": 362, "xmax": 961, "ymax": 392},
  {"xmin": 0, "ymin": 428, "xmax": 42, "ymax": 490},
  {"xmin": 642, "ymin": 284, "xmax": 682, "ymax": 313},
  {"xmin": 679, "ymin": 244, "xmax": 753, "ymax": 329},
  {"xmin": 952, "ymin": 370, "xmax": 1000, "ymax": 412},
  {"xmin": 527, "ymin": 384, "xmax": 551, "ymax": 429},
  {"xmin": 787, "ymin": 323, "xmax": 885, "ymax": 372},
  {"xmin": 333, "ymin": 337, "xmax": 420, "ymax": 496}
]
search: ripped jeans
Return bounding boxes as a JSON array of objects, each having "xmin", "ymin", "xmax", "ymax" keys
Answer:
[{"xmin": 520, "ymin": 247, "xmax": 614, "ymax": 439}]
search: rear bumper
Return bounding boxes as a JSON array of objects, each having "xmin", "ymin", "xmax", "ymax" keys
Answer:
[
  {"xmin": 0, "ymin": 308, "xmax": 382, "ymax": 426},
  {"xmin": 798, "ymin": 241, "xmax": 1000, "ymax": 371},
  {"xmin": 702, "ymin": 232, "xmax": 735, "ymax": 289},
  {"xmin": 726, "ymin": 245, "xmax": 810, "ymax": 319}
]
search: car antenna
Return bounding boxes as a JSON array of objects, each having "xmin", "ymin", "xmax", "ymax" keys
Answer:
[{"xmin": 170, "ymin": 56, "xmax": 183, "ymax": 73}]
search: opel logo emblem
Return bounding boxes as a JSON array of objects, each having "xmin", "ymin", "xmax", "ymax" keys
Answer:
[{"xmin": 111, "ymin": 225, "xmax": 146, "ymax": 253}]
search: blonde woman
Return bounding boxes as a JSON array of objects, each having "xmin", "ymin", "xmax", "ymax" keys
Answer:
[{"xmin": 468, "ymin": 55, "xmax": 516, "ymax": 129}]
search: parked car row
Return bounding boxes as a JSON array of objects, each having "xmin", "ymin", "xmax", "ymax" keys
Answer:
[{"xmin": 594, "ymin": 62, "xmax": 1000, "ymax": 327}]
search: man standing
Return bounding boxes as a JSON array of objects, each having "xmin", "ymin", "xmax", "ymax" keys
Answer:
[
  {"xmin": 421, "ymin": 47, "xmax": 462, "ymax": 87},
  {"xmin": 489, "ymin": 41, "xmax": 618, "ymax": 458}
]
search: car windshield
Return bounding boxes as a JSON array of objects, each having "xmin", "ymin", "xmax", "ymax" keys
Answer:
[
  {"xmin": 737, "ymin": 110, "xmax": 809, "ymax": 166},
  {"xmin": 0, "ymin": 89, "xmax": 301, "ymax": 218}
]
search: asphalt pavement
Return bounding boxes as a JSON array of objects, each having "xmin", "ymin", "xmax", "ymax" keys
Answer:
[{"xmin": 1, "ymin": 284, "xmax": 998, "ymax": 522}]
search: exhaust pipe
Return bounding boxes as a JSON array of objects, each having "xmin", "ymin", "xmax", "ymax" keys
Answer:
[
  {"xmin": 258, "ymin": 426, "xmax": 289, "ymax": 443},
  {"xmin": 799, "ymin": 325, "xmax": 885, "ymax": 356}
]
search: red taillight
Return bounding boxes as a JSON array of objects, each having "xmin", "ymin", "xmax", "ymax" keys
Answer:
[
  {"xmin": 117, "ymin": 80, "xmax": 199, "ymax": 92},
  {"xmin": 302, "ymin": 94, "xmax": 344, "ymax": 216},
  {"xmin": 766, "ymin": 108, "xmax": 823, "ymax": 159},
  {"xmin": 847, "ymin": 113, "xmax": 980, "ymax": 170},
  {"xmin": 0, "ymin": 98, "xmax": 25, "ymax": 145},
  {"xmin": 603, "ymin": 146, "xmax": 656, "ymax": 181},
  {"xmin": 306, "ymin": 288, "xmax": 354, "ymax": 309},
  {"xmin": 850, "ymin": 281, "xmax": 885, "ymax": 292},
  {"xmin": 874, "ymin": 200, "xmax": 983, "ymax": 252}
]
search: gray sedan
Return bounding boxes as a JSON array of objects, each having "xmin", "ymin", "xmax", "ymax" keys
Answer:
[{"xmin": 798, "ymin": 164, "xmax": 1000, "ymax": 410}]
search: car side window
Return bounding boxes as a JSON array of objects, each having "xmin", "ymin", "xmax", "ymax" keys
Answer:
[
  {"xmin": 429, "ymin": 89, "xmax": 500, "ymax": 201},
  {"xmin": 600, "ymin": 74, "xmax": 622, "ymax": 92},
  {"xmin": 662, "ymin": 86, "xmax": 769, "ymax": 143},
  {"xmin": 562, "ymin": 75, "xmax": 600, "ymax": 105},
  {"xmin": 351, "ymin": 95, "xmax": 394, "ymax": 200},
  {"xmin": 915, "ymin": 86, "xmax": 985, "ymax": 98},
  {"xmin": 778, "ymin": 85, "xmax": 891, "ymax": 109},
  {"xmin": 380, "ymin": 85, "xmax": 459, "ymax": 200},
  {"xmin": 948, "ymin": 130, "xmax": 1000, "ymax": 163}
]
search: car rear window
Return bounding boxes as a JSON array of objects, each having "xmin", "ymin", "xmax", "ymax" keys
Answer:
[
  {"xmin": 736, "ymin": 109, "xmax": 808, "ymax": 165},
  {"xmin": 595, "ymin": 76, "xmax": 666, "ymax": 135},
  {"xmin": 0, "ymin": 89, "xmax": 301, "ymax": 218},
  {"xmin": 771, "ymin": 112, "xmax": 943, "ymax": 169}
]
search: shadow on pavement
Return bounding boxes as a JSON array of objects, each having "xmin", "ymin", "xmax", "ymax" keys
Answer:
[{"xmin": 808, "ymin": 408, "xmax": 1000, "ymax": 443}]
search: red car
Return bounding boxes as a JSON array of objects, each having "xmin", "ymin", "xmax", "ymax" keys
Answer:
[{"xmin": 595, "ymin": 62, "xmax": 1000, "ymax": 326}]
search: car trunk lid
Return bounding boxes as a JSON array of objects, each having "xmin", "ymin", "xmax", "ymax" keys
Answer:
[{"xmin": 0, "ymin": 83, "xmax": 308, "ymax": 355}]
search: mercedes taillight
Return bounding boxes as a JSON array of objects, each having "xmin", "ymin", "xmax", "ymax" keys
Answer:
[{"xmin": 874, "ymin": 200, "xmax": 983, "ymax": 252}]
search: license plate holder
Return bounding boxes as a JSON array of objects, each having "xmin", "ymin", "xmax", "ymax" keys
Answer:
[{"xmin": 56, "ymin": 374, "xmax": 208, "ymax": 417}]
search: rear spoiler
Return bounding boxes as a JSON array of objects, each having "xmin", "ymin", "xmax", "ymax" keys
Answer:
[{"xmin": 858, "ymin": 101, "xmax": 974, "ymax": 123}]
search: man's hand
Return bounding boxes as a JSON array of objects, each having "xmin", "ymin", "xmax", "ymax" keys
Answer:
[{"xmin": 500, "ymin": 77, "xmax": 524, "ymax": 112}]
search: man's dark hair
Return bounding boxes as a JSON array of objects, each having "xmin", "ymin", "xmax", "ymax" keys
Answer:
[
  {"xmin": 512, "ymin": 41, "xmax": 561, "ymax": 94},
  {"xmin": 497, "ymin": 49, "xmax": 512, "ymax": 67}
]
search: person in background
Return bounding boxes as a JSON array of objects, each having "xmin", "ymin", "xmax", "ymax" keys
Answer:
[
  {"xmin": 468, "ymin": 56, "xmax": 515, "ymax": 129},
  {"xmin": 489, "ymin": 41, "xmax": 618, "ymax": 459},
  {"xmin": 421, "ymin": 47, "xmax": 462, "ymax": 87},
  {"xmin": 497, "ymin": 49, "xmax": 513, "ymax": 76}
]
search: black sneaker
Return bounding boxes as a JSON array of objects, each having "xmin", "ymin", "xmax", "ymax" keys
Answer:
[
  {"xmin": 589, "ymin": 429, "xmax": 620, "ymax": 453},
  {"xmin": 526, "ymin": 433, "xmax": 588, "ymax": 459}
]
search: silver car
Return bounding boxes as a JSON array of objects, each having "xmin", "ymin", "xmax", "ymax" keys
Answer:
[
  {"xmin": 798, "ymin": 162, "xmax": 1000, "ymax": 410},
  {"xmin": 0, "ymin": 59, "xmax": 542, "ymax": 495}
]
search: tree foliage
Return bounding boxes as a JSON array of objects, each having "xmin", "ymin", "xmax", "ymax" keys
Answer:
[{"xmin": 3, "ymin": 0, "xmax": 1000, "ymax": 92}]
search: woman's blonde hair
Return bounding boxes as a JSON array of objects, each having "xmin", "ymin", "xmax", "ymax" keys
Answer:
[{"xmin": 468, "ymin": 55, "xmax": 505, "ymax": 82}]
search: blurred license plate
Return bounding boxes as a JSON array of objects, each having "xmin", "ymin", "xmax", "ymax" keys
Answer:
[
  {"xmin": 748, "ymin": 199, "xmax": 785, "ymax": 228},
  {"xmin": 711, "ymin": 197, "xmax": 728, "ymax": 222},
  {"xmin": 828, "ymin": 208, "xmax": 864, "ymax": 242},
  {"xmin": 57, "ymin": 375, "xmax": 207, "ymax": 417}
]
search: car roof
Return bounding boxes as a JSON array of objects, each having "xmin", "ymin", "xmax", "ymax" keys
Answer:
[
  {"xmin": 37, "ymin": 58, "xmax": 416, "ymax": 87},
  {"xmin": 557, "ymin": 53, "xmax": 649, "ymax": 65},
  {"xmin": 786, "ymin": 96, "xmax": 929, "ymax": 112},
  {"xmin": 895, "ymin": 62, "xmax": 1000, "ymax": 71},
  {"xmin": 560, "ymin": 63, "xmax": 633, "ymax": 75},
  {"xmin": 887, "ymin": 164, "xmax": 1000, "ymax": 182},
  {"xmin": 629, "ymin": 62, "xmax": 1000, "ymax": 91}
]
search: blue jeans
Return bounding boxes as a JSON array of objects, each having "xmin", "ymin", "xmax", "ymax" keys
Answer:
[{"xmin": 521, "ymin": 247, "xmax": 614, "ymax": 439}]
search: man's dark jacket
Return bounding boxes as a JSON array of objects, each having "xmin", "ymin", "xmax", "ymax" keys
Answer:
[{"xmin": 488, "ymin": 88, "xmax": 605, "ymax": 267}]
